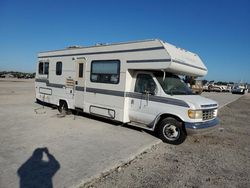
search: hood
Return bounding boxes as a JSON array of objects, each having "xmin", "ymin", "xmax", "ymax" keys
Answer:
[{"xmin": 173, "ymin": 95, "xmax": 218, "ymax": 109}]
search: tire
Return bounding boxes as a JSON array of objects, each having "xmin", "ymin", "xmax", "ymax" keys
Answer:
[
  {"xmin": 157, "ymin": 117, "xmax": 186, "ymax": 145},
  {"xmin": 58, "ymin": 100, "xmax": 69, "ymax": 115}
]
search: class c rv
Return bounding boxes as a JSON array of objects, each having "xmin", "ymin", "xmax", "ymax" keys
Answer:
[{"xmin": 35, "ymin": 39, "xmax": 219, "ymax": 144}]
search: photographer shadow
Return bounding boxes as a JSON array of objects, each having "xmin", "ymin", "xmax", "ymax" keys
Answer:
[{"xmin": 17, "ymin": 148, "xmax": 60, "ymax": 188}]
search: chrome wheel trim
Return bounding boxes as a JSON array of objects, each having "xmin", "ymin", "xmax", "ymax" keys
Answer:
[{"xmin": 163, "ymin": 124, "xmax": 180, "ymax": 141}]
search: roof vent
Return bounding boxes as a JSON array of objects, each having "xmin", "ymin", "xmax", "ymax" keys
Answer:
[
  {"xmin": 95, "ymin": 43, "xmax": 108, "ymax": 46},
  {"xmin": 67, "ymin": 45, "xmax": 81, "ymax": 49}
]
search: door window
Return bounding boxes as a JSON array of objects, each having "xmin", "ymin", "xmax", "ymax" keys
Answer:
[
  {"xmin": 135, "ymin": 74, "xmax": 157, "ymax": 94},
  {"xmin": 79, "ymin": 63, "xmax": 84, "ymax": 78},
  {"xmin": 56, "ymin": 62, "xmax": 62, "ymax": 75}
]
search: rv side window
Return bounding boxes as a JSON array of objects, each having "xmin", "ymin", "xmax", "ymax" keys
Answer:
[
  {"xmin": 56, "ymin": 62, "xmax": 62, "ymax": 75},
  {"xmin": 135, "ymin": 74, "xmax": 156, "ymax": 94},
  {"xmin": 38, "ymin": 62, "xmax": 43, "ymax": 74},
  {"xmin": 91, "ymin": 60, "xmax": 120, "ymax": 84},
  {"xmin": 38, "ymin": 62, "xmax": 49, "ymax": 75},
  {"xmin": 44, "ymin": 62, "xmax": 49, "ymax": 75},
  {"xmin": 79, "ymin": 63, "xmax": 83, "ymax": 78}
]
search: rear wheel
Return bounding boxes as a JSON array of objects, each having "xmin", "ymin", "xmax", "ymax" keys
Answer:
[
  {"xmin": 157, "ymin": 117, "xmax": 186, "ymax": 145},
  {"xmin": 58, "ymin": 100, "xmax": 69, "ymax": 115}
]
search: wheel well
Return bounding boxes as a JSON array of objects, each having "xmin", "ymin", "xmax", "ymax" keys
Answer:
[
  {"xmin": 59, "ymin": 99, "xmax": 67, "ymax": 107},
  {"xmin": 154, "ymin": 114, "xmax": 184, "ymax": 131}
]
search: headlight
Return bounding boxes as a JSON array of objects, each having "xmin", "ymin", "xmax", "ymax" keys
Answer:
[{"xmin": 188, "ymin": 110, "xmax": 203, "ymax": 119}]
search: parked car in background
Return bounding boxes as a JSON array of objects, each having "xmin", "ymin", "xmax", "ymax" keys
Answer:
[
  {"xmin": 202, "ymin": 84, "xmax": 210, "ymax": 92},
  {"xmin": 210, "ymin": 84, "xmax": 223, "ymax": 92},
  {"xmin": 231, "ymin": 83, "xmax": 248, "ymax": 94},
  {"xmin": 203, "ymin": 82, "xmax": 232, "ymax": 92}
]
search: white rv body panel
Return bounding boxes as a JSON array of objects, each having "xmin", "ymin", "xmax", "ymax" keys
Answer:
[{"xmin": 35, "ymin": 39, "xmax": 218, "ymax": 137}]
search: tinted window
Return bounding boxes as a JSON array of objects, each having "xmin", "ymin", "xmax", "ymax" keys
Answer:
[
  {"xmin": 135, "ymin": 74, "xmax": 156, "ymax": 94},
  {"xmin": 38, "ymin": 62, "xmax": 43, "ymax": 74},
  {"xmin": 91, "ymin": 60, "xmax": 120, "ymax": 84},
  {"xmin": 44, "ymin": 62, "xmax": 49, "ymax": 75},
  {"xmin": 38, "ymin": 62, "xmax": 49, "ymax": 75},
  {"xmin": 79, "ymin": 63, "xmax": 83, "ymax": 78},
  {"xmin": 56, "ymin": 62, "xmax": 62, "ymax": 75}
]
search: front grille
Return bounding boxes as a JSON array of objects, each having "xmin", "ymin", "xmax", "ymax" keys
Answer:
[{"xmin": 202, "ymin": 109, "xmax": 216, "ymax": 121}]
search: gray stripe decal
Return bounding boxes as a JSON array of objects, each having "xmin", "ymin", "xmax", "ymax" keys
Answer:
[
  {"xmin": 172, "ymin": 59, "xmax": 207, "ymax": 71},
  {"xmin": 35, "ymin": 78, "xmax": 48, "ymax": 83},
  {"xmin": 86, "ymin": 88, "xmax": 125, "ymax": 97},
  {"xmin": 47, "ymin": 82, "xmax": 64, "ymax": 88},
  {"xmin": 38, "ymin": 46, "xmax": 165, "ymax": 58},
  {"xmin": 126, "ymin": 92, "xmax": 189, "ymax": 108},
  {"xmin": 127, "ymin": 59, "xmax": 171, "ymax": 63},
  {"xmin": 35, "ymin": 79, "xmax": 189, "ymax": 107},
  {"xmin": 150, "ymin": 95, "xmax": 189, "ymax": 108},
  {"xmin": 75, "ymin": 86, "xmax": 85, "ymax": 91},
  {"xmin": 35, "ymin": 79, "xmax": 64, "ymax": 88}
]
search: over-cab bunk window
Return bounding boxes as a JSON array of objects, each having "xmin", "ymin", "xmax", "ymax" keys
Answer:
[
  {"xmin": 38, "ymin": 62, "xmax": 49, "ymax": 75},
  {"xmin": 91, "ymin": 60, "xmax": 120, "ymax": 84}
]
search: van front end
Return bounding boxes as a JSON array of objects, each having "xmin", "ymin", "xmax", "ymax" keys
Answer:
[
  {"xmin": 185, "ymin": 107, "xmax": 219, "ymax": 134},
  {"xmin": 154, "ymin": 94, "xmax": 220, "ymax": 145},
  {"xmin": 173, "ymin": 94, "xmax": 220, "ymax": 135},
  {"xmin": 146, "ymin": 71, "xmax": 220, "ymax": 144}
]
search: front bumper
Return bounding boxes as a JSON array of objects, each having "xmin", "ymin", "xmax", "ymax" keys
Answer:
[
  {"xmin": 232, "ymin": 89, "xmax": 244, "ymax": 93},
  {"xmin": 185, "ymin": 118, "xmax": 219, "ymax": 134}
]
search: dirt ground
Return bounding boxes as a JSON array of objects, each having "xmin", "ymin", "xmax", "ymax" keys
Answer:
[{"xmin": 86, "ymin": 94, "xmax": 250, "ymax": 188}]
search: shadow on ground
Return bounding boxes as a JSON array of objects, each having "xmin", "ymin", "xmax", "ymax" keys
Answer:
[
  {"xmin": 35, "ymin": 100, "xmax": 157, "ymax": 139},
  {"xmin": 17, "ymin": 147, "xmax": 60, "ymax": 188}
]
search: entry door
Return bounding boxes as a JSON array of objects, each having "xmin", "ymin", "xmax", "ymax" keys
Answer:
[
  {"xmin": 74, "ymin": 58, "xmax": 86, "ymax": 109},
  {"xmin": 129, "ymin": 73, "xmax": 158, "ymax": 125}
]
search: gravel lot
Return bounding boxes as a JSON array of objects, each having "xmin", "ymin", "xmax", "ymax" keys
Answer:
[
  {"xmin": 0, "ymin": 79, "xmax": 159, "ymax": 188},
  {"xmin": 0, "ymin": 79, "xmax": 248, "ymax": 188},
  {"xmin": 86, "ymin": 94, "xmax": 250, "ymax": 188}
]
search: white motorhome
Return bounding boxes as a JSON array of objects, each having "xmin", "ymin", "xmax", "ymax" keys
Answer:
[{"xmin": 35, "ymin": 39, "xmax": 219, "ymax": 144}]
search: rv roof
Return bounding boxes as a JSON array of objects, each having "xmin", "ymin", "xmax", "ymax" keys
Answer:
[
  {"xmin": 38, "ymin": 39, "xmax": 207, "ymax": 77},
  {"xmin": 40, "ymin": 39, "xmax": 158, "ymax": 53}
]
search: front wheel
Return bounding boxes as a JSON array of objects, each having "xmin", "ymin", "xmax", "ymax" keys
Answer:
[{"xmin": 157, "ymin": 117, "xmax": 186, "ymax": 145}]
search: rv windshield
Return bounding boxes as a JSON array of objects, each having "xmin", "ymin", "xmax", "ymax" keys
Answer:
[{"xmin": 154, "ymin": 72, "xmax": 194, "ymax": 95}]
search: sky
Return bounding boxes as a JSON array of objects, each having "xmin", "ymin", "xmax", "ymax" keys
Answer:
[{"xmin": 0, "ymin": 0, "xmax": 249, "ymax": 82}]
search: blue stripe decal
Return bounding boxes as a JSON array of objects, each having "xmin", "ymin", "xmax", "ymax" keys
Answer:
[{"xmin": 38, "ymin": 46, "xmax": 165, "ymax": 58}]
